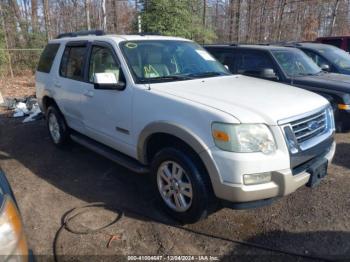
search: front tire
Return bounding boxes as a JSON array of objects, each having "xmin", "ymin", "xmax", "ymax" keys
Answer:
[
  {"xmin": 46, "ymin": 105, "xmax": 69, "ymax": 147},
  {"xmin": 151, "ymin": 147, "xmax": 214, "ymax": 224}
]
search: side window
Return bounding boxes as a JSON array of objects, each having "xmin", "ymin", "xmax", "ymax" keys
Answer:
[
  {"xmin": 208, "ymin": 49, "xmax": 238, "ymax": 73},
  {"xmin": 237, "ymin": 52, "xmax": 273, "ymax": 76},
  {"xmin": 88, "ymin": 45, "xmax": 121, "ymax": 82},
  {"xmin": 37, "ymin": 43, "xmax": 60, "ymax": 73},
  {"xmin": 60, "ymin": 45, "xmax": 87, "ymax": 81}
]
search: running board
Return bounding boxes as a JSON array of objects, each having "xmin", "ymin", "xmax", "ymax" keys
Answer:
[{"xmin": 70, "ymin": 133, "xmax": 149, "ymax": 174}]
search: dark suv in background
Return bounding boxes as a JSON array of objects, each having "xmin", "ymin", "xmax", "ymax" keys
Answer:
[
  {"xmin": 204, "ymin": 44, "xmax": 350, "ymax": 132},
  {"xmin": 316, "ymin": 36, "xmax": 350, "ymax": 53},
  {"xmin": 283, "ymin": 42, "xmax": 350, "ymax": 75}
]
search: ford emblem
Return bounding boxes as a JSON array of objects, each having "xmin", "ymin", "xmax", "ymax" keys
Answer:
[{"xmin": 307, "ymin": 120, "xmax": 319, "ymax": 131}]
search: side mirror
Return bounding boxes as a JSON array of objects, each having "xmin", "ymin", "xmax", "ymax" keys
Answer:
[
  {"xmin": 93, "ymin": 72, "xmax": 125, "ymax": 90},
  {"xmin": 260, "ymin": 68, "xmax": 278, "ymax": 80},
  {"xmin": 320, "ymin": 64, "xmax": 330, "ymax": 72}
]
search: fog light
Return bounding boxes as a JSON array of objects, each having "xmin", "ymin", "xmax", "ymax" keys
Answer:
[{"xmin": 243, "ymin": 172, "xmax": 272, "ymax": 185}]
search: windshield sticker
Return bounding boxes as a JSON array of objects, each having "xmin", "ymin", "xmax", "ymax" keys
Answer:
[
  {"xmin": 195, "ymin": 50, "xmax": 216, "ymax": 61},
  {"xmin": 125, "ymin": 42, "xmax": 138, "ymax": 49}
]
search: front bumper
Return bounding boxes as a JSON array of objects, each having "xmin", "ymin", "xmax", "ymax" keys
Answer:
[{"xmin": 200, "ymin": 139, "xmax": 336, "ymax": 204}]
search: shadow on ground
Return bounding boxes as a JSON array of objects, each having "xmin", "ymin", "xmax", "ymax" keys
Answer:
[
  {"xmin": 220, "ymin": 230, "xmax": 350, "ymax": 261},
  {"xmin": 332, "ymin": 142, "xmax": 350, "ymax": 169}
]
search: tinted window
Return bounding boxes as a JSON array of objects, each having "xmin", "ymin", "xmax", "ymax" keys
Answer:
[
  {"xmin": 207, "ymin": 49, "xmax": 239, "ymax": 73},
  {"xmin": 320, "ymin": 38, "xmax": 342, "ymax": 48},
  {"xmin": 37, "ymin": 43, "xmax": 60, "ymax": 73},
  {"xmin": 236, "ymin": 52, "xmax": 272, "ymax": 75},
  {"xmin": 60, "ymin": 45, "xmax": 87, "ymax": 81},
  {"xmin": 89, "ymin": 46, "xmax": 121, "ymax": 82}
]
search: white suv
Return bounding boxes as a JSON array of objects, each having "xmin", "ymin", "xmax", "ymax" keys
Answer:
[{"xmin": 36, "ymin": 31, "xmax": 336, "ymax": 223}]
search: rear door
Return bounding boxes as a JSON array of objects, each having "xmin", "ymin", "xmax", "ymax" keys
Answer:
[{"xmin": 55, "ymin": 41, "xmax": 89, "ymax": 132}]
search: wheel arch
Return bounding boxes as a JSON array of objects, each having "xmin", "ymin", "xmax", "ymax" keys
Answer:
[{"xmin": 137, "ymin": 121, "xmax": 210, "ymax": 165}]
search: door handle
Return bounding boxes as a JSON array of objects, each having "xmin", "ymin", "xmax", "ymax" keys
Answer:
[
  {"xmin": 84, "ymin": 90, "xmax": 94, "ymax": 97},
  {"xmin": 54, "ymin": 82, "xmax": 61, "ymax": 88}
]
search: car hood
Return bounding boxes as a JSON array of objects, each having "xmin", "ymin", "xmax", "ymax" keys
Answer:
[
  {"xmin": 151, "ymin": 75, "xmax": 329, "ymax": 125},
  {"xmin": 295, "ymin": 73, "xmax": 350, "ymax": 93}
]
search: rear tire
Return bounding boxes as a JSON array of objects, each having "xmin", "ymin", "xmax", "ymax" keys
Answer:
[
  {"xmin": 151, "ymin": 147, "xmax": 215, "ymax": 224},
  {"xmin": 46, "ymin": 105, "xmax": 70, "ymax": 147}
]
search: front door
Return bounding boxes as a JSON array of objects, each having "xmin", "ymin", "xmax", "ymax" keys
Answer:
[{"xmin": 79, "ymin": 42, "xmax": 134, "ymax": 156}]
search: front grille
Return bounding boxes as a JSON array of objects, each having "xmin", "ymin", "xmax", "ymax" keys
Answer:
[{"xmin": 290, "ymin": 110, "xmax": 327, "ymax": 144}]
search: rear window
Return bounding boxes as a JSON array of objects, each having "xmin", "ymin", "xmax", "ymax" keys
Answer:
[{"xmin": 37, "ymin": 43, "xmax": 60, "ymax": 73}]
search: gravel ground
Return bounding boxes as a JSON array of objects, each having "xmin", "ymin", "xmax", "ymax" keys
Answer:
[{"xmin": 0, "ymin": 115, "xmax": 349, "ymax": 261}]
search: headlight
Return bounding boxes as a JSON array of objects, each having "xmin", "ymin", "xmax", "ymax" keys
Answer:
[
  {"xmin": 212, "ymin": 123, "xmax": 276, "ymax": 154},
  {"xmin": 327, "ymin": 106, "xmax": 335, "ymax": 132},
  {"xmin": 0, "ymin": 196, "xmax": 28, "ymax": 261}
]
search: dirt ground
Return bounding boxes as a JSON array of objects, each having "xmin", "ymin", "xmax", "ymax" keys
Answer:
[
  {"xmin": 0, "ymin": 73, "xmax": 35, "ymax": 98},
  {"xmin": 0, "ymin": 114, "xmax": 350, "ymax": 261}
]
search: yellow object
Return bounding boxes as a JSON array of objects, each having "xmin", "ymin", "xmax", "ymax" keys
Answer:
[
  {"xmin": 338, "ymin": 104, "xmax": 350, "ymax": 110},
  {"xmin": 212, "ymin": 130, "xmax": 230, "ymax": 142},
  {"xmin": 144, "ymin": 65, "xmax": 160, "ymax": 78}
]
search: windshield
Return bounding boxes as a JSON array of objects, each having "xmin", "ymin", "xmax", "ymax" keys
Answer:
[
  {"xmin": 120, "ymin": 40, "xmax": 229, "ymax": 83},
  {"xmin": 320, "ymin": 48, "xmax": 350, "ymax": 70},
  {"xmin": 272, "ymin": 50, "xmax": 321, "ymax": 77}
]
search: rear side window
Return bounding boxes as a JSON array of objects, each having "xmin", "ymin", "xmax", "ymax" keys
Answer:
[
  {"xmin": 60, "ymin": 45, "xmax": 87, "ymax": 81},
  {"xmin": 37, "ymin": 43, "xmax": 60, "ymax": 73}
]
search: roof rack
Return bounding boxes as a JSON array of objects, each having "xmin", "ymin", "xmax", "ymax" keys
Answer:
[
  {"xmin": 137, "ymin": 32, "xmax": 162, "ymax": 36},
  {"xmin": 56, "ymin": 30, "xmax": 105, "ymax": 39}
]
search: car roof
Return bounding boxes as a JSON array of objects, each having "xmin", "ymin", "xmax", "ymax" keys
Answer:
[
  {"xmin": 49, "ymin": 34, "xmax": 190, "ymax": 44},
  {"xmin": 204, "ymin": 44, "xmax": 298, "ymax": 52}
]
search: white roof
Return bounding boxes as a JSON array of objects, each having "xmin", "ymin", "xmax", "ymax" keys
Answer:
[{"xmin": 49, "ymin": 34, "xmax": 190, "ymax": 44}]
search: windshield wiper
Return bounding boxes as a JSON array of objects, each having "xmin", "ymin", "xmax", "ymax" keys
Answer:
[
  {"xmin": 187, "ymin": 72, "xmax": 226, "ymax": 78},
  {"xmin": 139, "ymin": 75, "xmax": 192, "ymax": 83}
]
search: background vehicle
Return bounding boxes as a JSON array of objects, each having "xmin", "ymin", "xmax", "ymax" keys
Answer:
[
  {"xmin": 316, "ymin": 36, "xmax": 350, "ymax": 52},
  {"xmin": 36, "ymin": 31, "xmax": 335, "ymax": 224},
  {"xmin": 205, "ymin": 44, "xmax": 350, "ymax": 132},
  {"xmin": 283, "ymin": 42, "xmax": 350, "ymax": 75},
  {"xmin": 0, "ymin": 169, "xmax": 31, "ymax": 261}
]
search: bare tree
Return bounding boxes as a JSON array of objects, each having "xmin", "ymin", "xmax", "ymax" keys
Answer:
[
  {"xmin": 85, "ymin": 0, "xmax": 91, "ymax": 30},
  {"xmin": 235, "ymin": 0, "xmax": 241, "ymax": 43},
  {"xmin": 101, "ymin": 0, "xmax": 107, "ymax": 31},
  {"xmin": 0, "ymin": 2, "xmax": 13, "ymax": 77},
  {"xmin": 31, "ymin": 0, "xmax": 38, "ymax": 33},
  {"xmin": 42, "ymin": 0, "xmax": 52, "ymax": 39},
  {"xmin": 330, "ymin": 0, "xmax": 340, "ymax": 35}
]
